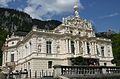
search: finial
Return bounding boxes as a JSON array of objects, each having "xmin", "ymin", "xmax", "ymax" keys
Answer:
[
  {"xmin": 62, "ymin": 17, "xmax": 65, "ymax": 24},
  {"xmin": 32, "ymin": 25, "xmax": 37, "ymax": 31},
  {"xmin": 74, "ymin": 5, "xmax": 79, "ymax": 17},
  {"xmin": 84, "ymin": 19, "xmax": 87, "ymax": 22},
  {"xmin": 68, "ymin": 16, "xmax": 70, "ymax": 20},
  {"xmin": 74, "ymin": 5, "xmax": 78, "ymax": 11},
  {"xmin": 65, "ymin": 18, "xmax": 68, "ymax": 24}
]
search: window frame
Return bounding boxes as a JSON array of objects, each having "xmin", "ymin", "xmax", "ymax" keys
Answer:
[
  {"xmin": 46, "ymin": 41, "xmax": 52, "ymax": 54},
  {"xmin": 48, "ymin": 61, "xmax": 52, "ymax": 68}
]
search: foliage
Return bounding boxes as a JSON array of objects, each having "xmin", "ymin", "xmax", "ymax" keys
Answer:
[
  {"xmin": 112, "ymin": 33, "xmax": 120, "ymax": 66},
  {"xmin": 0, "ymin": 8, "xmax": 61, "ymax": 33},
  {"xmin": 73, "ymin": 56, "xmax": 84, "ymax": 65},
  {"xmin": 0, "ymin": 27, "xmax": 11, "ymax": 65}
]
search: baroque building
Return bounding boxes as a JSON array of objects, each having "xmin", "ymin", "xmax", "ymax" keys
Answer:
[{"xmin": 2, "ymin": 6, "xmax": 114, "ymax": 77}]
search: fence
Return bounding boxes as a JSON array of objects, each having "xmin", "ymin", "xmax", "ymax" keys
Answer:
[
  {"xmin": 29, "ymin": 69, "xmax": 54, "ymax": 78},
  {"xmin": 9, "ymin": 71, "xmax": 28, "ymax": 79},
  {"xmin": 9, "ymin": 65, "xmax": 120, "ymax": 78},
  {"xmin": 53, "ymin": 65, "xmax": 120, "ymax": 78}
]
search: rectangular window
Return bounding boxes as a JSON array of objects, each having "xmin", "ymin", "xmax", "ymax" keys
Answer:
[
  {"xmin": 48, "ymin": 61, "xmax": 52, "ymax": 68},
  {"xmin": 87, "ymin": 42, "xmax": 90, "ymax": 54},
  {"xmin": 71, "ymin": 41, "xmax": 75, "ymax": 54},
  {"xmin": 101, "ymin": 47, "xmax": 104, "ymax": 57},
  {"xmin": 46, "ymin": 41, "xmax": 52, "ymax": 54},
  {"xmin": 11, "ymin": 54, "xmax": 14, "ymax": 62}
]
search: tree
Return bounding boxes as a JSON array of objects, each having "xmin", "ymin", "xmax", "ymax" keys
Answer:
[
  {"xmin": 112, "ymin": 33, "xmax": 120, "ymax": 66},
  {"xmin": 0, "ymin": 27, "xmax": 11, "ymax": 65}
]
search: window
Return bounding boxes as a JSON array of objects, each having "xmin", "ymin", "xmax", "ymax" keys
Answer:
[
  {"xmin": 101, "ymin": 47, "xmax": 104, "ymax": 57},
  {"xmin": 11, "ymin": 54, "xmax": 14, "ymax": 62},
  {"xmin": 87, "ymin": 42, "xmax": 90, "ymax": 54},
  {"xmin": 28, "ymin": 62, "xmax": 30, "ymax": 70},
  {"xmin": 71, "ymin": 41, "xmax": 75, "ymax": 54},
  {"xmin": 46, "ymin": 41, "xmax": 52, "ymax": 54},
  {"xmin": 12, "ymin": 42, "xmax": 14, "ymax": 44},
  {"xmin": 104, "ymin": 63, "xmax": 107, "ymax": 66},
  {"xmin": 38, "ymin": 45, "xmax": 41, "ymax": 52},
  {"xmin": 70, "ymin": 31, "xmax": 73, "ymax": 33},
  {"xmin": 96, "ymin": 45, "xmax": 99, "ymax": 55},
  {"xmin": 48, "ymin": 61, "xmax": 52, "ymax": 68}
]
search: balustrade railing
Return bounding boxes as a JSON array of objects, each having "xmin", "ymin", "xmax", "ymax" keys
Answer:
[{"xmin": 53, "ymin": 65, "xmax": 120, "ymax": 77}]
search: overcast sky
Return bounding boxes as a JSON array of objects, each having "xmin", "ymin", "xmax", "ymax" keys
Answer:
[{"xmin": 0, "ymin": 0, "xmax": 120, "ymax": 33}]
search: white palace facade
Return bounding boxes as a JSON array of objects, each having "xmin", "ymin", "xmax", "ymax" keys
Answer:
[{"xmin": 2, "ymin": 6, "xmax": 114, "ymax": 76}]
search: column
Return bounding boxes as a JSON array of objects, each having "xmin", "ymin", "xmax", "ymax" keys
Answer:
[
  {"xmin": 77, "ymin": 41, "xmax": 80, "ymax": 54},
  {"xmin": 75, "ymin": 40, "xmax": 77, "ymax": 55},
  {"xmin": 2, "ymin": 53, "xmax": 4, "ymax": 65},
  {"xmin": 91, "ymin": 42, "xmax": 94, "ymax": 55},
  {"xmin": 66, "ymin": 39, "xmax": 69, "ymax": 53},
  {"xmin": 41, "ymin": 38, "xmax": 46, "ymax": 53},
  {"xmin": 84, "ymin": 41, "xmax": 87, "ymax": 55},
  {"xmin": 31, "ymin": 36, "xmax": 37, "ymax": 53},
  {"xmin": 94, "ymin": 42, "xmax": 97, "ymax": 56},
  {"xmin": 69, "ymin": 40, "xmax": 71, "ymax": 53},
  {"xmin": 76, "ymin": 40, "xmax": 80, "ymax": 55}
]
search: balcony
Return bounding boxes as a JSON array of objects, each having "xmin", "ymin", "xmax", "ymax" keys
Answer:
[{"xmin": 6, "ymin": 62, "xmax": 15, "ymax": 67}]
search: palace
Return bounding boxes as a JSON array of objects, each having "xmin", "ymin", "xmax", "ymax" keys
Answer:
[{"xmin": 2, "ymin": 6, "xmax": 114, "ymax": 77}]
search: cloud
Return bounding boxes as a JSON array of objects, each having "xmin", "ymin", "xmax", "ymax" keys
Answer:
[
  {"xmin": 24, "ymin": 0, "xmax": 84, "ymax": 20},
  {"xmin": 98, "ymin": 13, "xmax": 119, "ymax": 19},
  {"xmin": 0, "ymin": 0, "xmax": 15, "ymax": 7},
  {"xmin": 109, "ymin": 13, "xmax": 119, "ymax": 17}
]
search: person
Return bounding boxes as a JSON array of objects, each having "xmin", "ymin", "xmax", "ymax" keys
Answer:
[{"xmin": 0, "ymin": 69, "xmax": 6, "ymax": 79}]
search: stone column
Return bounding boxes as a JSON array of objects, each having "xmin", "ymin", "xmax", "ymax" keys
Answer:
[
  {"xmin": 77, "ymin": 41, "xmax": 80, "ymax": 54},
  {"xmin": 110, "ymin": 44, "xmax": 113, "ymax": 57},
  {"xmin": 66, "ymin": 39, "xmax": 69, "ymax": 53},
  {"xmin": 91, "ymin": 42, "xmax": 94, "ymax": 55},
  {"xmin": 84, "ymin": 41, "xmax": 87, "ymax": 55},
  {"xmin": 52, "ymin": 40, "xmax": 57, "ymax": 54},
  {"xmin": 75, "ymin": 40, "xmax": 79, "ymax": 55},
  {"xmin": 31, "ymin": 36, "xmax": 37, "ymax": 53},
  {"xmin": 41, "ymin": 38, "xmax": 46, "ymax": 53},
  {"xmin": 94, "ymin": 42, "xmax": 97, "ymax": 56},
  {"xmin": 69, "ymin": 39, "xmax": 71, "ymax": 53},
  {"xmin": 2, "ymin": 53, "xmax": 5, "ymax": 65},
  {"xmin": 75, "ymin": 40, "xmax": 77, "ymax": 55}
]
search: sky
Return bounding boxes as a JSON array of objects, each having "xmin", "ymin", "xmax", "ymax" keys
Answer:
[{"xmin": 0, "ymin": 0, "xmax": 120, "ymax": 33}]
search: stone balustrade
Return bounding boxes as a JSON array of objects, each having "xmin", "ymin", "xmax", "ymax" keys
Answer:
[{"xmin": 53, "ymin": 65, "xmax": 120, "ymax": 78}]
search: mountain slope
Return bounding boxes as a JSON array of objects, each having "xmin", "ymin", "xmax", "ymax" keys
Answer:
[{"xmin": 0, "ymin": 8, "xmax": 62, "ymax": 32}]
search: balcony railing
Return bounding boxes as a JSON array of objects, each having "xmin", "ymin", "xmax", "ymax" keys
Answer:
[{"xmin": 6, "ymin": 62, "xmax": 15, "ymax": 66}]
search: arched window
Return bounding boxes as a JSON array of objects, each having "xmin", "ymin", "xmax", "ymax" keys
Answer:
[
  {"xmin": 38, "ymin": 45, "xmax": 41, "ymax": 52},
  {"xmin": 71, "ymin": 41, "xmax": 75, "ymax": 54},
  {"xmin": 46, "ymin": 41, "xmax": 52, "ymax": 54},
  {"xmin": 101, "ymin": 47, "xmax": 104, "ymax": 57}
]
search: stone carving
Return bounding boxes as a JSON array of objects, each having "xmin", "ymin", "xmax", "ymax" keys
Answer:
[
  {"xmin": 74, "ymin": 6, "xmax": 79, "ymax": 17},
  {"xmin": 62, "ymin": 17, "xmax": 65, "ymax": 24}
]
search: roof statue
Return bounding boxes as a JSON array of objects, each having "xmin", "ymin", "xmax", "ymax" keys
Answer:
[{"xmin": 74, "ymin": 5, "xmax": 79, "ymax": 17}]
